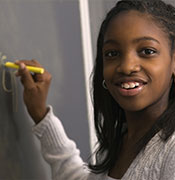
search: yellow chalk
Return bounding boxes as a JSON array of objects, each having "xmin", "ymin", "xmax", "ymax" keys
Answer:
[{"xmin": 4, "ymin": 62, "xmax": 44, "ymax": 74}]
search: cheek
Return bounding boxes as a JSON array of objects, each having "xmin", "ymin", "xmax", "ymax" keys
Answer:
[
  {"xmin": 142, "ymin": 60, "xmax": 173, "ymax": 102},
  {"xmin": 151, "ymin": 62, "xmax": 173, "ymax": 87},
  {"xmin": 103, "ymin": 63, "xmax": 116, "ymax": 81}
]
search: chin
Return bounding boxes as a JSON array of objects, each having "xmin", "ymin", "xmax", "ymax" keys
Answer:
[
  {"xmin": 120, "ymin": 105, "xmax": 145, "ymax": 112},
  {"xmin": 117, "ymin": 99, "xmax": 149, "ymax": 112}
]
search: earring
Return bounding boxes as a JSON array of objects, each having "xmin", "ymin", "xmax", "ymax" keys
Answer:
[{"xmin": 102, "ymin": 80, "xmax": 108, "ymax": 89}]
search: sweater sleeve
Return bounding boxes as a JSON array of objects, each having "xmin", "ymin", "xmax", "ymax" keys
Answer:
[{"xmin": 32, "ymin": 106, "xmax": 93, "ymax": 180}]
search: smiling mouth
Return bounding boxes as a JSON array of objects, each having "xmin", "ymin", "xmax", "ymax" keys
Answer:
[
  {"xmin": 115, "ymin": 81, "xmax": 147, "ymax": 96},
  {"xmin": 121, "ymin": 82, "xmax": 140, "ymax": 89},
  {"xmin": 120, "ymin": 81, "xmax": 147, "ymax": 89}
]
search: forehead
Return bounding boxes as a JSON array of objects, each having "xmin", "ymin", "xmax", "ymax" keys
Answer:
[{"xmin": 104, "ymin": 10, "xmax": 169, "ymax": 45}]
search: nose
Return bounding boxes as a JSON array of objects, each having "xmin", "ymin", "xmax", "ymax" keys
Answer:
[{"xmin": 116, "ymin": 53, "xmax": 141, "ymax": 75}]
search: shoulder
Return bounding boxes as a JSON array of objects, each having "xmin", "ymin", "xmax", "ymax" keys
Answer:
[{"xmin": 160, "ymin": 132, "xmax": 175, "ymax": 179}]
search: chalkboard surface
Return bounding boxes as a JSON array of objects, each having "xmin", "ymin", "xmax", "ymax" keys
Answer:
[{"xmin": 0, "ymin": 0, "xmax": 90, "ymax": 179}]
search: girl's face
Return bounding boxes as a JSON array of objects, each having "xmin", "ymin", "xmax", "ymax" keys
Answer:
[{"xmin": 103, "ymin": 10, "xmax": 175, "ymax": 112}]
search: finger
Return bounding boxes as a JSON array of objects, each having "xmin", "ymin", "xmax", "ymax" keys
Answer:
[
  {"xmin": 17, "ymin": 63, "xmax": 36, "ymax": 90},
  {"xmin": 16, "ymin": 60, "xmax": 51, "ymax": 85},
  {"xmin": 16, "ymin": 59, "xmax": 45, "ymax": 81},
  {"xmin": 32, "ymin": 73, "xmax": 44, "ymax": 82},
  {"xmin": 15, "ymin": 59, "xmax": 43, "ymax": 68}
]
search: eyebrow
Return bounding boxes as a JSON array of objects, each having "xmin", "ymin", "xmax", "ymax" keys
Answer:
[
  {"xmin": 132, "ymin": 36, "xmax": 160, "ymax": 44},
  {"xmin": 103, "ymin": 36, "xmax": 160, "ymax": 46}
]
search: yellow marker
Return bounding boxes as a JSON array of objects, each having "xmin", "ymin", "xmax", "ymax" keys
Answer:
[{"xmin": 4, "ymin": 62, "xmax": 44, "ymax": 74}]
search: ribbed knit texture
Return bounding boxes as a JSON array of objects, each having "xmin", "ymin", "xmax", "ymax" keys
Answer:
[
  {"xmin": 32, "ymin": 106, "xmax": 175, "ymax": 180},
  {"xmin": 107, "ymin": 177, "xmax": 120, "ymax": 180}
]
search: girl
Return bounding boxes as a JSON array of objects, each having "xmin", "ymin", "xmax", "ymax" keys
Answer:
[{"xmin": 16, "ymin": 0, "xmax": 175, "ymax": 179}]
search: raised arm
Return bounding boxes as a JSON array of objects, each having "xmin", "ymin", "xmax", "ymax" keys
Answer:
[{"xmin": 15, "ymin": 60, "xmax": 102, "ymax": 180}]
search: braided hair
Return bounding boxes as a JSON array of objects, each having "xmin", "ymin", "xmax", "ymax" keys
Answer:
[{"xmin": 89, "ymin": 0, "xmax": 175, "ymax": 174}]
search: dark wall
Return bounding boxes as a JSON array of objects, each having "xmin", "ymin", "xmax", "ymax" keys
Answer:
[{"xmin": 0, "ymin": 0, "xmax": 90, "ymax": 179}]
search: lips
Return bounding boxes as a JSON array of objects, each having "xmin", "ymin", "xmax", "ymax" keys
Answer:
[
  {"xmin": 115, "ymin": 77, "xmax": 147, "ymax": 86},
  {"xmin": 114, "ymin": 77, "xmax": 147, "ymax": 96}
]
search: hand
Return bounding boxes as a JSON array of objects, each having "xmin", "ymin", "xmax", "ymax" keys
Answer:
[{"xmin": 15, "ymin": 60, "xmax": 52, "ymax": 124}]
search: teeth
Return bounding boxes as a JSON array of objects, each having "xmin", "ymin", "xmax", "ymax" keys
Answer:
[
  {"xmin": 122, "ymin": 83, "xmax": 130, "ymax": 89},
  {"xmin": 135, "ymin": 82, "xmax": 139, "ymax": 86},
  {"xmin": 130, "ymin": 83, "xmax": 135, "ymax": 88},
  {"xmin": 121, "ymin": 82, "xmax": 140, "ymax": 89}
]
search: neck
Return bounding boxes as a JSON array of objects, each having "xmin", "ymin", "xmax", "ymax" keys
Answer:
[{"xmin": 124, "ymin": 100, "xmax": 168, "ymax": 141}]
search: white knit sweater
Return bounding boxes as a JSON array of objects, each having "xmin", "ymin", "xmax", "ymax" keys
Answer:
[{"xmin": 32, "ymin": 106, "xmax": 175, "ymax": 180}]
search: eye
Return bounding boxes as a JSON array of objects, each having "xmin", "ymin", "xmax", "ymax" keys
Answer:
[
  {"xmin": 104, "ymin": 50, "xmax": 119, "ymax": 57},
  {"xmin": 140, "ymin": 48, "xmax": 157, "ymax": 56}
]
